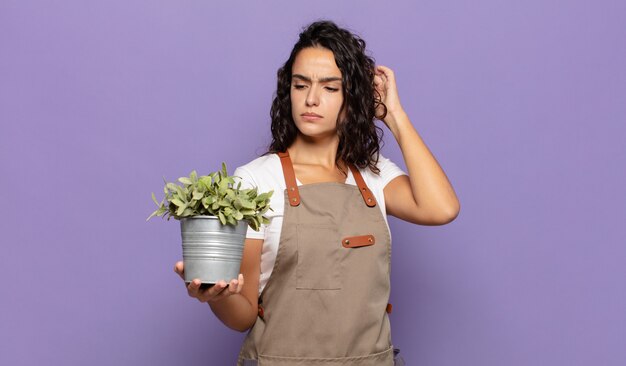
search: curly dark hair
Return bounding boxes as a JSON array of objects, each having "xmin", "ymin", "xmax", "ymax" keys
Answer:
[{"xmin": 262, "ymin": 19, "xmax": 387, "ymax": 176}]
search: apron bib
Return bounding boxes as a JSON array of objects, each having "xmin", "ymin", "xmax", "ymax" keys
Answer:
[{"xmin": 237, "ymin": 150, "xmax": 395, "ymax": 365}]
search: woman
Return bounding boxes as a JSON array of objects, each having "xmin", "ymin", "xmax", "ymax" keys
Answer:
[{"xmin": 174, "ymin": 20, "xmax": 460, "ymax": 365}]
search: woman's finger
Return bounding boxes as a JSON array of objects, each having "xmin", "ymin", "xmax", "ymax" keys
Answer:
[
  {"xmin": 213, "ymin": 280, "xmax": 233, "ymax": 299},
  {"xmin": 376, "ymin": 64, "xmax": 393, "ymax": 73},
  {"xmin": 199, "ymin": 280, "xmax": 228, "ymax": 302},
  {"xmin": 227, "ymin": 278, "xmax": 239, "ymax": 294},
  {"xmin": 174, "ymin": 261, "xmax": 184, "ymax": 274},
  {"xmin": 235, "ymin": 274, "xmax": 244, "ymax": 293},
  {"xmin": 187, "ymin": 276, "xmax": 243, "ymax": 303},
  {"xmin": 174, "ymin": 261, "xmax": 185, "ymax": 279},
  {"xmin": 187, "ymin": 279, "xmax": 201, "ymax": 298},
  {"xmin": 376, "ymin": 65, "xmax": 394, "ymax": 81},
  {"xmin": 210, "ymin": 274, "xmax": 243, "ymax": 302}
]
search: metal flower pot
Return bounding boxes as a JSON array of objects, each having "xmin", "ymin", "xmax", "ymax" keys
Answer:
[{"xmin": 180, "ymin": 215, "xmax": 248, "ymax": 285}]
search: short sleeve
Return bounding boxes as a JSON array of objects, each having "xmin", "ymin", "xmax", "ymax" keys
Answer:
[
  {"xmin": 378, "ymin": 154, "xmax": 408, "ymax": 188},
  {"xmin": 232, "ymin": 166, "xmax": 266, "ymax": 240}
]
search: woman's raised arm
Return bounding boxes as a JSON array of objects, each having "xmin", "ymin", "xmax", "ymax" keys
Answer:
[{"xmin": 375, "ymin": 65, "xmax": 460, "ymax": 225}]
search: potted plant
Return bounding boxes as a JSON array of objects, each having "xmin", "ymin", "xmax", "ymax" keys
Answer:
[{"xmin": 147, "ymin": 163, "xmax": 273, "ymax": 287}]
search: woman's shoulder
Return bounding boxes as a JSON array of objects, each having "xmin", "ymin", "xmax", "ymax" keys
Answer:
[
  {"xmin": 359, "ymin": 153, "xmax": 407, "ymax": 188},
  {"xmin": 233, "ymin": 153, "xmax": 283, "ymax": 189},
  {"xmin": 236, "ymin": 153, "xmax": 278, "ymax": 173}
]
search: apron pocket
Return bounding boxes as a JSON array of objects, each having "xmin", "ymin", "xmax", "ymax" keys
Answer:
[{"xmin": 295, "ymin": 224, "xmax": 342, "ymax": 290}]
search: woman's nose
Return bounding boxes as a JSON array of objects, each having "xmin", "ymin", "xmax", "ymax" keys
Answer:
[{"xmin": 306, "ymin": 85, "xmax": 320, "ymax": 106}]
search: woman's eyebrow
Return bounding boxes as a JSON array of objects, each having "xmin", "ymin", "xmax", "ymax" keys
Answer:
[{"xmin": 292, "ymin": 74, "xmax": 342, "ymax": 83}]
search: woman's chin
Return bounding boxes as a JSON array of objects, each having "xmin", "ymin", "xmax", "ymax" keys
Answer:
[{"xmin": 296, "ymin": 129, "xmax": 338, "ymax": 141}]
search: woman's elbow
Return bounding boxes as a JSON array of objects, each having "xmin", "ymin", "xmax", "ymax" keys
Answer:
[
  {"xmin": 420, "ymin": 203, "xmax": 460, "ymax": 226},
  {"xmin": 441, "ymin": 202, "xmax": 460, "ymax": 224},
  {"xmin": 231, "ymin": 313, "xmax": 257, "ymax": 333}
]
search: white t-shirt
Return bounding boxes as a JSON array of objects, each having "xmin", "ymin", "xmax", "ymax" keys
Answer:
[{"xmin": 233, "ymin": 153, "xmax": 408, "ymax": 294}]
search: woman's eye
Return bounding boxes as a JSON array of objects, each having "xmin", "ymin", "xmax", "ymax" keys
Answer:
[{"xmin": 293, "ymin": 85, "xmax": 338, "ymax": 92}]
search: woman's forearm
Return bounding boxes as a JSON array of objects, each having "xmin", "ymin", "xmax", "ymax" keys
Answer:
[{"xmin": 208, "ymin": 293, "xmax": 257, "ymax": 332}]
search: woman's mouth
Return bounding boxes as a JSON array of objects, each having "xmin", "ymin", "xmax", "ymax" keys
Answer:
[{"xmin": 302, "ymin": 112, "xmax": 322, "ymax": 121}]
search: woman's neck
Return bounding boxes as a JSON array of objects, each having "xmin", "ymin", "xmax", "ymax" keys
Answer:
[{"xmin": 288, "ymin": 134, "xmax": 342, "ymax": 169}]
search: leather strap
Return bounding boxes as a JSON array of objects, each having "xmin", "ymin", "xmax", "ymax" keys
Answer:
[
  {"xmin": 342, "ymin": 234, "xmax": 375, "ymax": 248},
  {"xmin": 349, "ymin": 164, "xmax": 377, "ymax": 207},
  {"xmin": 278, "ymin": 150, "xmax": 376, "ymax": 208},
  {"xmin": 277, "ymin": 151, "xmax": 301, "ymax": 206}
]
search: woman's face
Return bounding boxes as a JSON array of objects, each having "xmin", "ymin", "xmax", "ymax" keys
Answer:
[{"xmin": 290, "ymin": 47, "xmax": 345, "ymax": 140}]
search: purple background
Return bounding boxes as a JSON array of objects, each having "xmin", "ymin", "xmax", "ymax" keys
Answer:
[{"xmin": 1, "ymin": 1, "xmax": 625, "ymax": 365}]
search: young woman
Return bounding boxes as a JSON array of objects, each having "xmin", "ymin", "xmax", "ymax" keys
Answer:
[{"xmin": 174, "ymin": 20, "xmax": 460, "ymax": 365}]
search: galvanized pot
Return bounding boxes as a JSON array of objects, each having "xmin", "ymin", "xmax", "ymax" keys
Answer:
[{"xmin": 180, "ymin": 215, "xmax": 248, "ymax": 285}]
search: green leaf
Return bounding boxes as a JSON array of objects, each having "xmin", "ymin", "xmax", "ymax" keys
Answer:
[
  {"xmin": 146, "ymin": 209, "xmax": 159, "ymax": 221},
  {"xmin": 239, "ymin": 199, "xmax": 255, "ymax": 210},
  {"xmin": 249, "ymin": 216, "xmax": 260, "ymax": 231},
  {"xmin": 218, "ymin": 212, "xmax": 226, "ymax": 225},
  {"xmin": 255, "ymin": 192, "xmax": 269, "ymax": 202},
  {"xmin": 166, "ymin": 182, "xmax": 179, "ymax": 193},
  {"xmin": 176, "ymin": 204, "xmax": 188, "ymax": 216},
  {"xmin": 174, "ymin": 185, "xmax": 187, "ymax": 202},
  {"xmin": 171, "ymin": 198, "xmax": 185, "ymax": 207},
  {"xmin": 151, "ymin": 192, "xmax": 162, "ymax": 207},
  {"xmin": 178, "ymin": 177, "xmax": 192, "ymax": 185},
  {"xmin": 199, "ymin": 176, "xmax": 212, "ymax": 189},
  {"xmin": 218, "ymin": 178, "xmax": 230, "ymax": 191}
]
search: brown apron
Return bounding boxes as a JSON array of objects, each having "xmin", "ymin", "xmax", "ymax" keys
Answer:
[{"xmin": 237, "ymin": 150, "xmax": 395, "ymax": 365}]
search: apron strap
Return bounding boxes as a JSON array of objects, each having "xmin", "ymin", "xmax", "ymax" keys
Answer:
[
  {"xmin": 277, "ymin": 151, "xmax": 301, "ymax": 206},
  {"xmin": 349, "ymin": 164, "xmax": 377, "ymax": 207},
  {"xmin": 277, "ymin": 150, "xmax": 377, "ymax": 208}
]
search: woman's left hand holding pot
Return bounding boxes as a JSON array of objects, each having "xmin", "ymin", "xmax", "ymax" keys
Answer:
[{"xmin": 174, "ymin": 261, "xmax": 244, "ymax": 304}]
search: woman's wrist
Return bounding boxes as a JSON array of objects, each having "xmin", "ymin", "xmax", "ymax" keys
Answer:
[{"xmin": 384, "ymin": 108, "xmax": 410, "ymax": 141}]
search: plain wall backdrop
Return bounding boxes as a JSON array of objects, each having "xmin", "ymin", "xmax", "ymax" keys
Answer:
[{"xmin": 1, "ymin": 1, "xmax": 625, "ymax": 365}]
